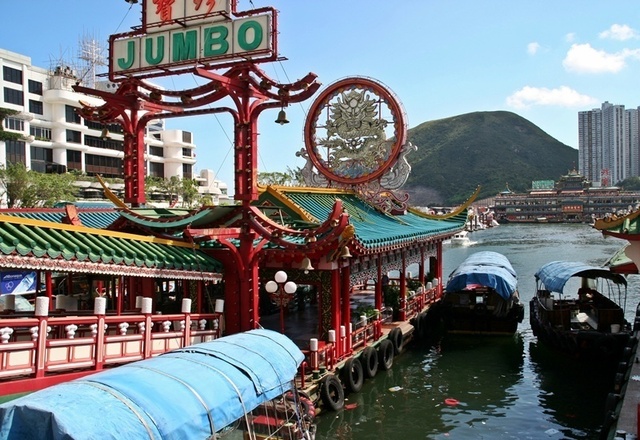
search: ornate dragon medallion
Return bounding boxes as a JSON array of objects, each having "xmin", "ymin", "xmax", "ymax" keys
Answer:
[{"xmin": 303, "ymin": 77, "xmax": 408, "ymax": 186}]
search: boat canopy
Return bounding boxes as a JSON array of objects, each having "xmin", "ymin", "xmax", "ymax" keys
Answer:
[
  {"xmin": 445, "ymin": 251, "xmax": 518, "ymax": 300},
  {"xmin": 0, "ymin": 329, "xmax": 304, "ymax": 440},
  {"xmin": 535, "ymin": 260, "xmax": 628, "ymax": 294}
]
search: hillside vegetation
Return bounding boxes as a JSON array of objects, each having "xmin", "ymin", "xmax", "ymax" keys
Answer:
[{"xmin": 403, "ymin": 111, "xmax": 578, "ymax": 206}]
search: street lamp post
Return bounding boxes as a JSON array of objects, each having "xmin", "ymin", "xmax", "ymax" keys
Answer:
[{"xmin": 265, "ymin": 271, "xmax": 297, "ymax": 334}]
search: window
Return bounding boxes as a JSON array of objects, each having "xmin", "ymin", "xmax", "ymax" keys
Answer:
[
  {"xmin": 30, "ymin": 126, "xmax": 51, "ymax": 141},
  {"xmin": 67, "ymin": 150, "xmax": 82, "ymax": 171},
  {"xmin": 66, "ymin": 129, "xmax": 81, "ymax": 143},
  {"xmin": 30, "ymin": 146, "xmax": 53, "ymax": 173},
  {"xmin": 149, "ymin": 162, "xmax": 164, "ymax": 178},
  {"xmin": 4, "ymin": 117, "xmax": 24, "ymax": 131},
  {"xmin": 3, "ymin": 87, "xmax": 23, "ymax": 105},
  {"xmin": 84, "ymin": 134, "xmax": 124, "ymax": 152},
  {"xmin": 65, "ymin": 105, "xmax": 80, "ymax": 124},
  {"xmin": 28, "ymin": 80, "xmax": 43, "ymax": 95},
  {"xmin": 5, "ymin": 140, "xmax": 26, "ymax": 164},
  {"xmin": 28, "ymin": 100, "xmax": 43, "ymax": 115},
  {"xmin": 182, "ymin": 131, "xmax": 192, "ymax": 143},
  {"xmin": 2, "ymin": 66, "xmax": 22, "ymax": 84},
  {"xmin": 183, "ymin": 163, "xmax": 192, "ymax": 179},
  {"xmin": 85, "ymin": 154, "xmax": 122, "ymax": 178},
  {"xmin": 149, "ymin": 146, "xmax": 164, "ymax": 157},
  {"xmin": 182, "ymin": 147, "xmax": 192, "ymax": 157}
]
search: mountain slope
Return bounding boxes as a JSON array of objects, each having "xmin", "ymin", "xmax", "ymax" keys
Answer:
[{"xmin": 403, "ymin": 111, "xmax": 579, "ymax": 206}]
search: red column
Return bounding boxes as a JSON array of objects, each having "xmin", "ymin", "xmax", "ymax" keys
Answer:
[
  {"xmin": 340, "ymin": 264, "xmax": 351, "ymax": 358},
  {"xmin": 399, "ymin": 253, "xmax": 407, "ymax": 321},
  {"xmin": 331, "ymin": 269, "xmax": 342, "ymax": 338}
]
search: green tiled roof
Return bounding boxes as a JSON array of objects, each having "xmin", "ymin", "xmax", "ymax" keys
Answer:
[
  {"xmin": 3, "ymin": 209, "xmax": 119, "ymax": 229},
  {"xmin": 274, "ymin": 190, "xmax": 466, "ymax": 249},
  {"xmin": 0, "ymin": 215, "xmax": 221, "ymax": 280}
]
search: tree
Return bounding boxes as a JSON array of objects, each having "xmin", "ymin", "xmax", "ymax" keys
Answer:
[
  {"xmin": 0, "ymin": 163, "xmax": 30, "ymax": 207},
  {"xmin": 181, "ymin": 178, "xmax": 200, "ymax": 208},
  {"xmin": 0, "ymin": 163, "xmax": 76, "ymax": 208},
  {"xmin": 258, "ymin": 167, "xmax": 301, "ymax": 186}
]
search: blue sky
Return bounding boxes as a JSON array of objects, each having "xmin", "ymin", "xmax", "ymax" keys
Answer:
[{"xmin": 2, "ymin": 1, "xmax": 640, "ymax": 195}]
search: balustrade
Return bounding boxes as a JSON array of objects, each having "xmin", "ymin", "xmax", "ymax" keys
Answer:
[{"xmin": 0, "ymin": 296, "xmax": 224, "ymax": 394}]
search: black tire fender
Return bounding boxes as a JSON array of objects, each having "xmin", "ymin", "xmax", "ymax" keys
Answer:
[
  {"xmin": 341, "ymin": 357, "xmax": 364, "ymax": 394},
  {"xmin": 378, "ymin": 339, "xmax": 394, "ymax": 371},
  {"xmin": 388, "ymin": 327, "xmax": 404, "ymax": 355},
  {"xmin": 320, "ymin": 374, "xmax": 345, "ymax": 411},
  {"xmin": 361, "ymin": 346, "xmax": 379, "ymax": 378}
]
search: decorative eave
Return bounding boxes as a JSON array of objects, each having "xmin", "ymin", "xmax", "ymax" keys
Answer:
[
  {"xmin": 408, "ymin": 186, "xmax": 480, "ymax": 220},
  {"xmin": 593, "ymin": 208, "xmax": 640, "ymax": 238},
  {"xmin": 0, "ymin": 214, "xmax": 222, "ymax": 280}
]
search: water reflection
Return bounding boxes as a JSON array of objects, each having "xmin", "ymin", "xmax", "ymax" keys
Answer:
[
  {"xmin": 315, "ymin": 224, "xmax": 635, "ymax": 439},
  {"xmin": 528, "ymin": 340, "xmax": 615, "ymax": 438}
]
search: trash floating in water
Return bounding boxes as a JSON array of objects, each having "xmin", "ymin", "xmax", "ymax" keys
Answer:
[
  {"xmin": 344, "ymin": 403, "xmax": 358, "ymax": 410},
  {"xmin": 389, "ymin": 386, "xmax": 403, "ymax": 392},
  {"xmin": 544, "ymin": 428, "xmax": 559, "ymax": 436},
  {"xmin": 444, "ymin": 398, "xmax": 460, "ymax": 406},
  {"xmin": 631, "ymin": 375, "xmax": 640, "ymax": 382}
]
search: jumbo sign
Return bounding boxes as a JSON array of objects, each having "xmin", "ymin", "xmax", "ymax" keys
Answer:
[{"xmin": 109, "ymin": 0, "xmax": 276, "ymax": 80}]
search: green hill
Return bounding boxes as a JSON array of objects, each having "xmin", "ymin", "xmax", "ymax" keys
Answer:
[{"xmin": 404, "ymin": 111, "xmax": 578, "ymax": 206}]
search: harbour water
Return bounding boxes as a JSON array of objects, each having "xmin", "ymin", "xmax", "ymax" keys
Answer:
[{"xmin": 315, "ymin": 223, "xmax": 637, "ymax": 439}]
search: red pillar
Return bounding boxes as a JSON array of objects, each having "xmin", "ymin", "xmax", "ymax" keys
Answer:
[
  {"xmin": 331, "ymin": 269, "xmax": 342, "ymax": 338},
  {"xmin": 340, "ymin": 263, "xmax": 351, "ymax": 358},
  {"xmin": 398, "ymin": 253, "xmax": 407, "ymax": 321},
  {"xmin": 375, "ymin": 258, "xmax": 383, "ymax": 311}
]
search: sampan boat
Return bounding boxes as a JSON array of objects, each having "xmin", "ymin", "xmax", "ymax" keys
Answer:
[
  {"xmin": 432, "ymin": 251, "xmax": 524, "ymax": 335},
  {"xmin": 0, "ymin": 329, "xmax": 315, "ymax": 440},
  {"xmin": 531, "ymin": 260, "xmax": 631, "ymax": 360}
]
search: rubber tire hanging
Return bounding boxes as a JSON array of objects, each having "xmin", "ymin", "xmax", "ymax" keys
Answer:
[
  {"xmin": 341, "ymin": 357, "xmax": 364, "ymax": 393},
  {"xmin": 320, "ymin": 374, "xmax": 345, "ymax": 411},
  {"xmin": 361, "ymin": 346, "xmax": 379, "ymax": 378},
  {"xmin": 378, "ymin": 339, "xmax": 394, "ymax": 371}
]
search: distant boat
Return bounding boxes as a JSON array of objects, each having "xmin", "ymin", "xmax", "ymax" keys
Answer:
[
  {"xmin": 536, "ymin": 217, "xmax": 548, "ymax": 223},
  {"xmin": 431, "ymin": 251, "xmax": 525, "ymax": 335},
  {"xmin": 530, "ymin": 261, "xmax": 631, "ymax": 360},
  {"xmin": 449, "ymin": 230, "xmax": 471, "ymax": 246},
  {"xmin": 0, "ymin": 329, "xmax": 316, "ymax": 440}
]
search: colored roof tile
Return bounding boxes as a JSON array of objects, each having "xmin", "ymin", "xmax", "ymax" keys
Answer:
[{"xmin": 0, "ymin": 215, "xmax": 221, "ymax": 280}]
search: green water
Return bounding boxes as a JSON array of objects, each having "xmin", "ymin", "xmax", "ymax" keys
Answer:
[{"xmin": 315, "ymin": 223, "xmax": 632, "ymax": 439}]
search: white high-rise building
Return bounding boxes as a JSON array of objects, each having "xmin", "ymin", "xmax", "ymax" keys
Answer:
[
  {"xmin": 578, "ymin": 101, "xmax": 640, "ymax": 187},
  {"xmin": 0, "ymin": 47, "xmax": 228, "ymax": 204}
]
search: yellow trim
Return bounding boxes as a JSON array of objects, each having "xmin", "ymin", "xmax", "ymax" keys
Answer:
[
  {"xmin": 263, "ymin": 186, "xmax": 325, "ymax": 223},
  {"xmin": 262, "ymin": 185, "xmax": 356, "ymax": 195},
  {"xmin": 408, "ymin": 186, "xmax": 480, "ymax": 219},
  {"xmin": 96, "ymin": 175, "xmax": 129, "ymax": 210},
  {"xmin": 593, "ymin": 208, "xmax": 640, "ymax": 231},
  {"xmin": 0, "ymin": 214, "xmax": 198, "ymax": 249}
]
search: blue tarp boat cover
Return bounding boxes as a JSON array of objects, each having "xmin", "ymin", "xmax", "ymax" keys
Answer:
[
  {"xmin": 445, "ymin": 251, "xmax": 518, "ymax": 301},
  {"xmin": 0, "ymin": 329, "xmax": 304, "ymax": 440},
  {"xmin": 535, "ymin": 260, "xmax": 627, "ymax": 294}
]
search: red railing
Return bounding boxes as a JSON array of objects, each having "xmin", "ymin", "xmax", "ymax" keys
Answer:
[{"xmin": 0, "ymin": 311, "xmax": 222, "ymax": 395}]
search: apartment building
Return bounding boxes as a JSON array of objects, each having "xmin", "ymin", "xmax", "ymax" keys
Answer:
[
  {"xmin": 0, "ymin": 48, "xmax": 229, "ymax": 205},
  {"xmin": 578, "ymin": 101, "xmax": 640, "ymax": 187}
]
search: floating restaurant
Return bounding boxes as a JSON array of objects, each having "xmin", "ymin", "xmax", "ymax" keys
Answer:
[
  {"xmin": 493, "ymin": 170, "xmax": 640, "ymax": 224},
  {"xmin": 0, "ymin": 0, "xmax": 472, "ymax": 414}
]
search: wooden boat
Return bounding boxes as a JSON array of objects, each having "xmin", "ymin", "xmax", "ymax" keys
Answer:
[
  {"xmin": 0, "ymin": 329, "xmax": 316, "ymax": 440},
  {"xmin": 530, "ymin": 260, "xmax": 631, "ymax": 360},
  {"xmin": 431, "ymin": 251, "xmax": 524, "ymax": 335}
]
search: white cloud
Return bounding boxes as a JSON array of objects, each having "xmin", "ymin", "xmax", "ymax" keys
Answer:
[
  {"xmin": 599, "ymin": 24, "xmax": 639, "ymax": 41},
  {"xmin": 527, "ymin": 42, "xmax": 540, "ymax": 55},
  {"xmin": 565, "ymin": 33, "xmax": 577, "ymax": 43},
  {"xmin": 563, "ymin": 43, "xmax": 640, "ymax": 73},
  {"xmin": 506, "ymin": 86, "xmax": 598, "ymax": 109}
]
